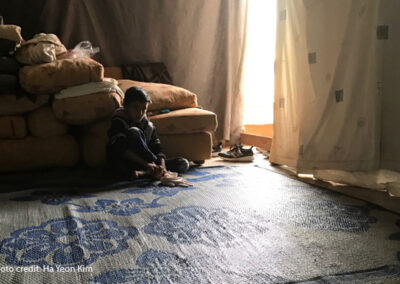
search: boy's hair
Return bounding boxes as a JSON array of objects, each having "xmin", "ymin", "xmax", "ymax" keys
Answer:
[{"xmin": 123, "ymin": 87, "xmax": 151, "ymax": 106}]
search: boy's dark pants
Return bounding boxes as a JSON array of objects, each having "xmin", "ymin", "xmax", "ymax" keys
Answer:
[{"xmin": 109, "ymin": 127, "xmax": 189, "ymax": 179}]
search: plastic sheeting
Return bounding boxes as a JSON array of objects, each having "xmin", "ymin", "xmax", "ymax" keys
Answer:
[{"xmin": 271, "ymin": 0, "xmax": 400, "ymax": 197}]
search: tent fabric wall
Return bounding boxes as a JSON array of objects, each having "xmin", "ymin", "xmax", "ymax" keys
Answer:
[
  {"xmin": 2, "ymin": 0, "xmax": 248, "ymax": 142},
  {"xmin": 271, "ymin": 0, "xmax": 400, "ymax": 197}
]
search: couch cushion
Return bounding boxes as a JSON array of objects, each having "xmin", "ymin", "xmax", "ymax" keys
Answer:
[
  {"xmin": 16, "ymin": 33, "xmax": 67, "ymax": 65},
  {"xmin": 159, "ymin": 132, "xmax": 212, "ymax": 161},
  {"xmin": 0, "ymin": 116, "xmax": 26, "ymax": 139},
  {"xmin": 19, "ymin": 58, "xmax": 104, "ymax": 95},
  {"xmin": 81, "ymin": 131, "xmax": 212, "ymax": 167},
  {"xmin": 118, "ymin": 79, "xmax": 197, "ymax": 111},
  {"xmin": 0, "ymin": 135, "xmax": 79, "ymax": 172},
  {"xmin": 52, "ymin": 92, "xmax": 122, "ymax": 125},
  {"xmin": 0, "ymin": 25, "xmax": 23, "ymax": 44},
  {"xmin": 27, "ymin": 106, "xmax": 68, "ymax": 138},
  {"xmin": 0, "ymin": 94, "xmax": 49, "ymax": 116},
  {"xmin": 150, "ymin": 108, "xmax": 217, "ymax": 135}
]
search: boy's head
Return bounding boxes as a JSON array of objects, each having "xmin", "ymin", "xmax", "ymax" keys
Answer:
[{"xmin": 123, "ymin": 87, "xmax": 151, "ymax": 123}]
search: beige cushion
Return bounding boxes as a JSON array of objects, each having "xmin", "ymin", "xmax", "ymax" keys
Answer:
[
  {"xmin": 27, "ymin": 106, "xmax": 68, "ymax": 138},
  {"xmin": 118, "ymin": 79, "xmax": 197, "ymax": 111},
  {"xmin": 0, "ymin": 135, "xmax": 79, "ymax": 172},
  {"xmin": 0, "ymin": 116, "xmax": 26, "ymax": 139},
  {"xmin": 19, "ymin": 58, "xmax": 104, "ymax": 95},
  {"xmin": 159, "ymin": 132, "xmax": 212, "ymax": 161},
  {"xmin": 0, "ymin": 25, "xmax": 23, "ymax": 44},
  {"xmin": 84, "ymin": 119, "xmax": 110, "ymax": 136},
  {"xmin": 150, "ymin": 108, "xmax": 217, "ymax": 135},
  {"xmin": 52, "ymin": 92, "xmax": 122, "ymax": 125},
  {"xmin": 82, "ymin": 131, "xmax": 212, "ymax": 167},
  {"xmin": 0, "ymin": 94, "xmax": 49, "ymax": 116},
  {"xmin": 16, "ymin": 33, "xmax": 67, "ymax": 65},
  {"xmin": 82, "ymin": 134, "xmax": 108, "ymax": 167}
]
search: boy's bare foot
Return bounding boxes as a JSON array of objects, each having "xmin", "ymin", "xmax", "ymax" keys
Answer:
[{"xmin": 131, "ymin": 170, "xmax": 151, "ymax": 180}]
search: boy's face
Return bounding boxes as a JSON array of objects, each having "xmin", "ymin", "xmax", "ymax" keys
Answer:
[{"xmin": 126, "ymin": 101, "xmax": 148, "ymax": 123}]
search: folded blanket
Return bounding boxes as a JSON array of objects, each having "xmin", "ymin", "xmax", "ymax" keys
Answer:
[
  {"xmin": 19, "ymin": 58, "xmax": 104, "ymax": 95},
  {"xmin": 52, "ymin": 91, "xmax": 122, "ymax": 125},
  {"xmin": 0, "ymin": 25, "xmax": 23, "ymax": 44},
  {"xmin": 0, "ymin": 74, "xmax": 17, "ymax": 94},
  {"xmin": 0, "ymin": 38, "xmax": 16, "ymax": 56},
  {"xmin": 27, "ymin": 106, "xmax": 68, "ymax": 138},
  {"xmin": 16, "ymin": 33, "xmax": 67, "ymax": 65},
  {"xmin": 0, "ymin": 94, "xmax": 49, "ymax": 116},
  {"xmin": 0, "ymin": 116, "xmax": 27, "ymax": 139},
  {"xmin": 0, "ymin": 135, "xmax": 79, "ymax": 172},
  {"xmin": 54, "ymin": 78, "xmax": 124, "ymax": 100},
  {"xmin": 0, "ymin": 57, "xmax": 20, "ymax": 75}
]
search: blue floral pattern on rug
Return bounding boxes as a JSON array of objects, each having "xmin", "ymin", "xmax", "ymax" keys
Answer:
[
  {"xmin": 10, "ymin": 190, "xmax": 95, "ymax": 205},
  {"xmin": 0, "ymin": 165, "xmax": 399, "ymax": 283},
  {"xmin": 0, "ymin": 216, "xmax": 138, "ymax": 268},
  {"xmin": 90, "ymin": 249, "xmax": 210, "ymax": 284},
  {"xmin": 122, "ymin": 168, "xmax": 228, "ymax": 197},
  {"xmin": 389, "ymin": 220, "xmax": 400, "ymax": 261},
  {"xmin": 70, "ymin": 198, "xmax": 163, "ymax": 216},
  {"xmin": 123, "ymin": 184, "xmax": 195, "ymax": 197},
  {"xmin": 143, "ymin": 206, "xmax": 269, "ymax": 246}
]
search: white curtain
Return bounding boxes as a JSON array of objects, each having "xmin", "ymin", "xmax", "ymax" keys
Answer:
[{"xmin": 271, "ymin": 0, "xmax": 400, "ymax": 197}]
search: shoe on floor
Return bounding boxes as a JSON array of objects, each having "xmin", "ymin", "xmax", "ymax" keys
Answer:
[
  {"xmin": 212, "ymin": 142, "xmax": 223, "ymax": 157},
  {"xmin": 218, "ymin": 145, "xmax": 254, "ymax": 162}
]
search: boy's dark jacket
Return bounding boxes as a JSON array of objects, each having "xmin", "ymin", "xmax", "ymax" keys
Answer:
[{"xmin": 106, "ymin": 107, "xmax": 165, "ymax": 163}]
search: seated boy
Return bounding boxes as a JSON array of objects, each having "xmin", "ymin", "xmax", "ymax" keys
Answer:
[{"xmin": 106, "ymin": 86, "xmax": 189, "ymax": 180}]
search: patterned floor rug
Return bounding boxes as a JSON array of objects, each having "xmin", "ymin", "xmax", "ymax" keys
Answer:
[{"xmin": 0, "ymin": 165, "xmax": 399, "ymax": 283}]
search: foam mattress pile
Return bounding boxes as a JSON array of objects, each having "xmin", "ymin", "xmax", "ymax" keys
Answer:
[
  {"xmin": 0, "ymin": 24, "xmax": 217, "ymax": 172},
  {"xmin": 0, "ymin": 24, "xmax": 122, "ymax": 172}
]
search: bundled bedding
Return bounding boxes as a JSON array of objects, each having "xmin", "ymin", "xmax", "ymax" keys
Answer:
[
  {"xmin": 27, "ymin": 106, "xmax": 68, "ymax": 138},
  {"xmin": 52, "ymin": 90, "xmax": 123, "ymax": 125},
  {"xmin": 0, "ymin": 22, "xmax": 215, "ymax": 172},
  {"xmin": 15, "ymin": 33, "xmax": 67, "ymax": 65},
  {"xmin": 0, "ymin": 135, "xmax": 79, "ymax": 172},
  {"xmin": 81, "ymin": 120, "xmax": 110, "ymax": 167},
  {"xmin": 0, "ymin": 116, "xmax": 27, "ymax": 139},
  {"xmin": 0, "ymin": 94, "xmax": 49, "ymax": 116},
  {"xmin": 19, "ymin": 57, "xmax": 104, "ymax": 95}
]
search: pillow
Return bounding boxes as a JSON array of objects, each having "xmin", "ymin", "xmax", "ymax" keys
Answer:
[
  {"xmin": 27, "ymin": 106, "xmax": 68, "ymax": 138},
  {"xmin": 19, "ymin": 58, "xmax": 104, "ymax": 95},
  {"xmin": 0, "ymin": 25, "xmax": 23, "ymax": 44},
  {"xmin": 52, "ymin": 92, "xmax": 122, "ymax": 125},
  {"xmin": 16, "ymin": 33, "xmax": 67, "ymax": 65},
  {"xmin": 0, "ymin": 135, "xmax": 79, "ymax": 172},
  {"xmin": 0, "ymin": 94, "xmax": 49, "ymax": 116},
  {"xmin": 118, "ymin": 79, "xmax": 197, "ymax": 111},
  {"xmin": 0, "ymin": 116, "xmax": 26, "ymax": 139}
]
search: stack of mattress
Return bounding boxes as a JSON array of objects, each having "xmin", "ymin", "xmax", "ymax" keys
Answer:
[
  {"xmin": 0, "ymin": 26, "xmax": 123, "ymax": 172},
  {"xmin": 0, "ymin": 24, "xmax": 218, "ymax": 172}
]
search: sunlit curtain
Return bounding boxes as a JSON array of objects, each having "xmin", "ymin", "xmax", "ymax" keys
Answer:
[{"xmin": 271, "ymin": 0, "xmax": 400, "ymax": 197}]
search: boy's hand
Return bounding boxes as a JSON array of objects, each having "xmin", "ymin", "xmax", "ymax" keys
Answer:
[
  {"xmin": 145, "ymin": 163, "xmax": 158, "ymax": 172},
  {"xmin": 152, "ymin": 166, "xmax": 165, "ymax": 180},
  {"xmin": 146, "ymin": 163, "xmax": 166, "ymax": 180},
  {"xmin": 157, "ymin": 157, "xmax": 166, "ymax": 171}
]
